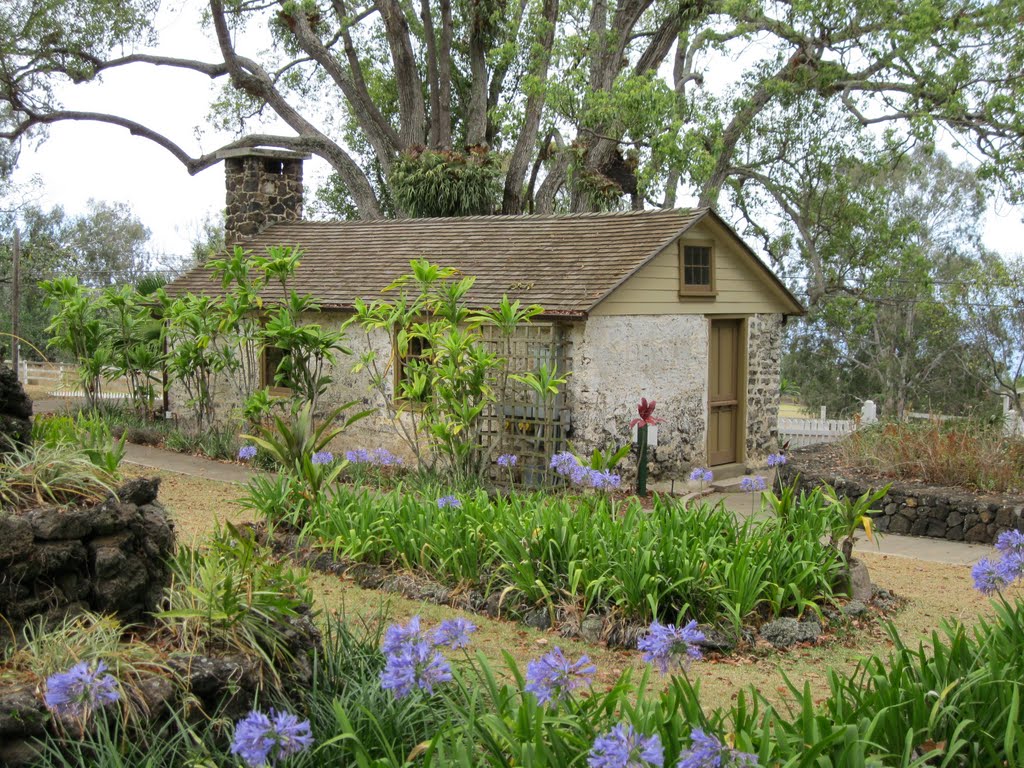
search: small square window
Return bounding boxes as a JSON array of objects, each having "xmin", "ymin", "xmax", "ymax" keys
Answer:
[
  {"xmin": 680, "ymin": 243, "xmax": 715, "ymax": 295},
  {"xmin": 395, "ymin": 334, "xmax": 432, "ymax": 402},
  {"xmin": 262, "ymin": 346, "xmax": 294, "ymax": 391}
]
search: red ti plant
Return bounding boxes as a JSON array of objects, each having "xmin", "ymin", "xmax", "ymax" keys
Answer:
[{"xmin": 630, "ymin": 397, "xmax": 663, "ymax": 496}]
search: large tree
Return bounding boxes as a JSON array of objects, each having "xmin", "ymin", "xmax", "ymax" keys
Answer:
[
  {"xmin": 779, "ymin": 147, "xmax": 998, "ymax": 418},
  {"xmin": 2, "ymin": 0, "xmax": 1024, "ymax": 222},
  {"xmin": 0, "ymin": 199, "xmax": 153, "ymax": 357}
]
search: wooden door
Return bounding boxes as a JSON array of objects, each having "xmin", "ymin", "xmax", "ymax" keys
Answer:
[{"xmin": 708, "ymin": 319, "xmax": 742, "ymax": 465}]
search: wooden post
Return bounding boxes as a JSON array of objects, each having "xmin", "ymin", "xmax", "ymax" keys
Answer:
[{"xmin": 11, "ymin": 227, "xmax": 20, "ymax": 373}]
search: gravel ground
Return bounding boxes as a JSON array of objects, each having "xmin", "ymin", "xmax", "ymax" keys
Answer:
[{"xmin": 124, "ymin": 464, "xmax": 998, "ymax": 711}]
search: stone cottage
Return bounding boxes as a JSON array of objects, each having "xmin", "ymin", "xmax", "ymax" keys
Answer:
[{"xmin": 166, "ymin": 149, "xmax": 803, "ymax": 479}]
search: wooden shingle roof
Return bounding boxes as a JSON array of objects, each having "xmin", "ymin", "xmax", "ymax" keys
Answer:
[{"xmin": 166, "ymin": 208, "xmax": 796, "ymax": 316}]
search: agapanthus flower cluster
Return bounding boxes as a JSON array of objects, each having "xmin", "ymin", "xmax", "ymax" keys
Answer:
[
  {"xmin": 311, "ymin": 450, "xmax": 334, "ymax": 465},
  {"xmin": 525, "ymin": 647, "xmax": 596, "ymax": 705},
  {"xmin": 589, "ymin": 723, "xmax": 664, "ymax": 768},
  {"xmin": 497, "ymin": 453, "xmax": 518, "ymax": 468},
  {"xmin": 637, "ymin": 620, "xmax": 705, "ymax": 674},
  {"xmin": 689, "ymin": 468, "xmax": 714, "ymax": 483},
  {"xmin": 238, "ymin": 445, "xmax": 258, "ymax": 461},
  {"xmin": 766, "ymin": 453, "xmax": 787, "ymax": 468},
  {"xmin": 739, "ymin": 475, "xmax": 767, "ymax": 493},
  {"xmin": 550, "ymin": 452, "xmax": 622, "ymax": 491},
  {"xmin": 432, "ymin": 617, "xmax": 477, "ymax": 649},
  {"xmin": 44, "ymin": 661, "xmax": 120, "ymax": 718},
  {"xmin": 436, "ymin": 495, "xmax": 462, "ymax": 509},
  {"xmin": 380, "ymin": 615, "xmax": 474, "ymax": 699},
  {"xmin": 676, "ymin": 728, "xmax": 759, "ymax": 768},
  {"xmin": 344, "ymin": 447, "xmax": 404, "ymax": 467},
  {"xmin": 230, "ymin": 708, "xmax": 314, "ymax": 767},
  {"xmin": 972, "ymin": 530, "xmax": 1024, "ymax": 594}
]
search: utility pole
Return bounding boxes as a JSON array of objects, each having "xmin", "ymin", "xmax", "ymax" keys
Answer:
[{"xmin": 11, "ymin": 226, "xmax": 20, "ymax": 374}]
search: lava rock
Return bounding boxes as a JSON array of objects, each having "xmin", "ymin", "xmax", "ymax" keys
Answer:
[
  {"xmin": 580, "ymin": 615, "xmax": 604, "ymax": 644},
  {"xmin": 0, "ymin": 366, "xmax": 32, "ymax": 454},
  {"xmin": 759, "ymin": 617, "xmax": 821, "ymax": 649}
]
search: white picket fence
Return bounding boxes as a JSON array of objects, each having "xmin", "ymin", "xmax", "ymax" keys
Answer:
[
  {"xmin": 777, "ymin": 416, "xmax": 856, "ymax": 448},
  {"xmin": 16, "ymin": 360, "xmax": 74, "ymax": 388},
  {"xmin": 777, "ymin": 401, "xmax": 878, "ymax": 448},
  {"xmin": 8, "ymin": 360, "xmax": 131, "ymax": 400}
]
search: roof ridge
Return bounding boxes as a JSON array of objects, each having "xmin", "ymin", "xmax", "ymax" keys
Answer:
[{"xmin": 270, "ymin": 208, "xmax": 703, "ymax": 227}]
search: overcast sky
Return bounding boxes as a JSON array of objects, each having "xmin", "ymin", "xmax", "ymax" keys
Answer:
[{"xmin": 10, "ymin": 0, "xmax": 1024, "ymax": 269}]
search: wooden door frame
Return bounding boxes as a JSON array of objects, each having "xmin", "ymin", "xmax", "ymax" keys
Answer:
[{"xmin": 707, "ymin": 316, "xmax": 749, "ymax": 466}]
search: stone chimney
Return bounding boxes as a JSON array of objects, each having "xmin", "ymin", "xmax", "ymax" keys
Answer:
[{"xmin": 217, "ymin": 148, "xmax": 311, "ymax": 244}]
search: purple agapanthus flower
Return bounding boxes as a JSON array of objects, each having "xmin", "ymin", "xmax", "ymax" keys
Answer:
[
  {"xmin": 689, "ymin": 468, "xmax": 714, "ymax": 483},
  {"xmin": 230, "ymin": 709, "xmax": 314, "ymax": 767},
  {"xmin": 997, "ymin": 551, "xmax": 1024, "ymax": 583},
  {"xmin": 497, "ymin": 453, "xmax": 518, "ymax": 468},
  {"xmin": 432, "ymin": 617, "xmax": 477, "ymax": 650},
  {"xmin": 739, "ymin": 476, "xmax": 767, "ymax": 492},
  {"xmin": 238, "ymin": 445, "xmax": 258, "ymax": 461},
  {"xmin": 43, "ymin": 661, "xmax": 120, "ymax": 718},
  {"xmin": 380, "ymin": 615, "xmax": 456, "ymax": 699},
  {"xmin": 311, "ymin": 450, "xmax": 334, "ymax": 465},
  {"xmin": 345, "ymin": 448, "xmax": 372, "ymax": 464},
  {"xmin": 525, "ymin": 647, "xmax": 596, "ymax": 706},
  {"xmin": 437, "ymin": 495, "xmax": 462, "ymax": 509},
  {"xmin": 972, "ymin": 557, "xmax": 1008, "ymax": 595},
  {"xmin": 372, "ymin": 448, "xmax": 403, "ymax": 466},
  {"xmin": 382, "ymin": 616, "xmax": 425, "ymax": 654},
  {"xmin": 381, "ymin": 639, "xmax": 454, "ymax": 699},
  {"xmin": 550, "ymin": 451, "xmax": 579, "ymax": 474},
  {"xmin": 597, "ymin": 470, "xmax": 622, "ymax": 490},
  {"xmin": 637, "ymin": 620, "xmax": 705, "ymax": 674},
  {"xmin": 995, "ymin": 530, "xmax": 1024, "ymax": 556},
  {"xmin": 766, "ymin": 453, "xmax": 787, "ymax": 468},
  {"xmin": 588, "ymin": 723, "xmax": 664, "ymax": 768},
  {"xmin": 676, "ymin": 728, "xmax": 759, "ymax": 768}
]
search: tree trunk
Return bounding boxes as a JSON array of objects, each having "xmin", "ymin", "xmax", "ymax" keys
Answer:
[{"xmin": 502, "ymin": 0, "xmax": 558, "ymax": 213}]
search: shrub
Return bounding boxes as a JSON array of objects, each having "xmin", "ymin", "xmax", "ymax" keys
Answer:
[
  {"xmin": 157, "ymin": 523, "xmax": 314, "ymax": 671},
  {"xmin": 839, "ymin": 419, "xmax": 1024, "ymax": 493},
  {"xmin": 0, "ymin": 441, "xmax": 119, "ymax": 508}
]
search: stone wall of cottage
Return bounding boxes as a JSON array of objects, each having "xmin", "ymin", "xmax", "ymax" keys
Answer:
[
  {"xmin": 165, "ymin": 315, "xmax": 415, "ymax": 461},
  {"xmin": 166, "ymin": 310, "xmax": 788, "ymax": 478},
  {"xmin": 745, "ymin": 313, "xmax": 784, "ymax": 463},
  {"xmin": 566, "ymin": 315, "xmax": 709, "ymax": 477}
]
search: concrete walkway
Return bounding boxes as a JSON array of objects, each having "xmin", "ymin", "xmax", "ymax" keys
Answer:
[
  {"xmin": 123, "ymin": 442, "xmax": 992, "ymax": 566},
  {"xmin": 124, "ymin": 443, "xmax": 257, "ymax": 484}
]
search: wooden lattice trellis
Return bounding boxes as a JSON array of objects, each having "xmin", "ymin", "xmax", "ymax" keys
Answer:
[{"xmin": 480, "ymin": 322, "xmax": 573, "ymax": 484}]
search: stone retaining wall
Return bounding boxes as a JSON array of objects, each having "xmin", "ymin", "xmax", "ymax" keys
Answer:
[
  {"xmin": 0, "ymin": 477, "xmax": 175, "ymax": 635},
  {"xmin": 779, "ymin": 450, "xmax": 1024, "ymax": 544}
]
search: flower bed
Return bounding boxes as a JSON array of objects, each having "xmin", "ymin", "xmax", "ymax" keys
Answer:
[{"xmin": 247, "ymin": 482, "xmax": 848, "ymax": 639}]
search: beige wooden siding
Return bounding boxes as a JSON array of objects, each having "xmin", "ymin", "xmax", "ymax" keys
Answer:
[{"xmin": 591, "ymin": 219, "xmax": 795, "ymax": 316}]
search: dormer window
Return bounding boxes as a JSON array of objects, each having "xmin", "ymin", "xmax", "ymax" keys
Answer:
[{"xmin": 680, "ymin": 242, "xmax": 715, "ymax": 296}]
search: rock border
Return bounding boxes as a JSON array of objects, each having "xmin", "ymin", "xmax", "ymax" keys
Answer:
[{"xmin": 778, "ymin": 446, "xmax": 1024, "ymax": 544}]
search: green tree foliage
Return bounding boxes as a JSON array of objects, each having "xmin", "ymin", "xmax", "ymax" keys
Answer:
[
  {"xmin": 0, "ymin": 199, "xmax": 155, "ymax": 358},
  {"xmin": 351, "ymin": 259, "xmax": 545, "ymax": 483},
  {"xmin": 779, "ymin": 148, "xmax": 1000, "ymax": 418},
  {"xmin": 40, "ymin": 277, "xmax": 163, "ymax": 414},
  {"xmin": 163, "ymin": 244, "xmax": 352, "ymax": 429},
  {"xmin": 957, "ymin": 253, "xmax": 1024, "ymax": 415},
  {"xmin": 3, "ymin": 0, "xmax": 1024, "ymax": 233}
]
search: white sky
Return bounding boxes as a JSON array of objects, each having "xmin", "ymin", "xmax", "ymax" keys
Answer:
[{"xmin": 10, "ymin": 0, "xmax": 1024, "ymax": 267}]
